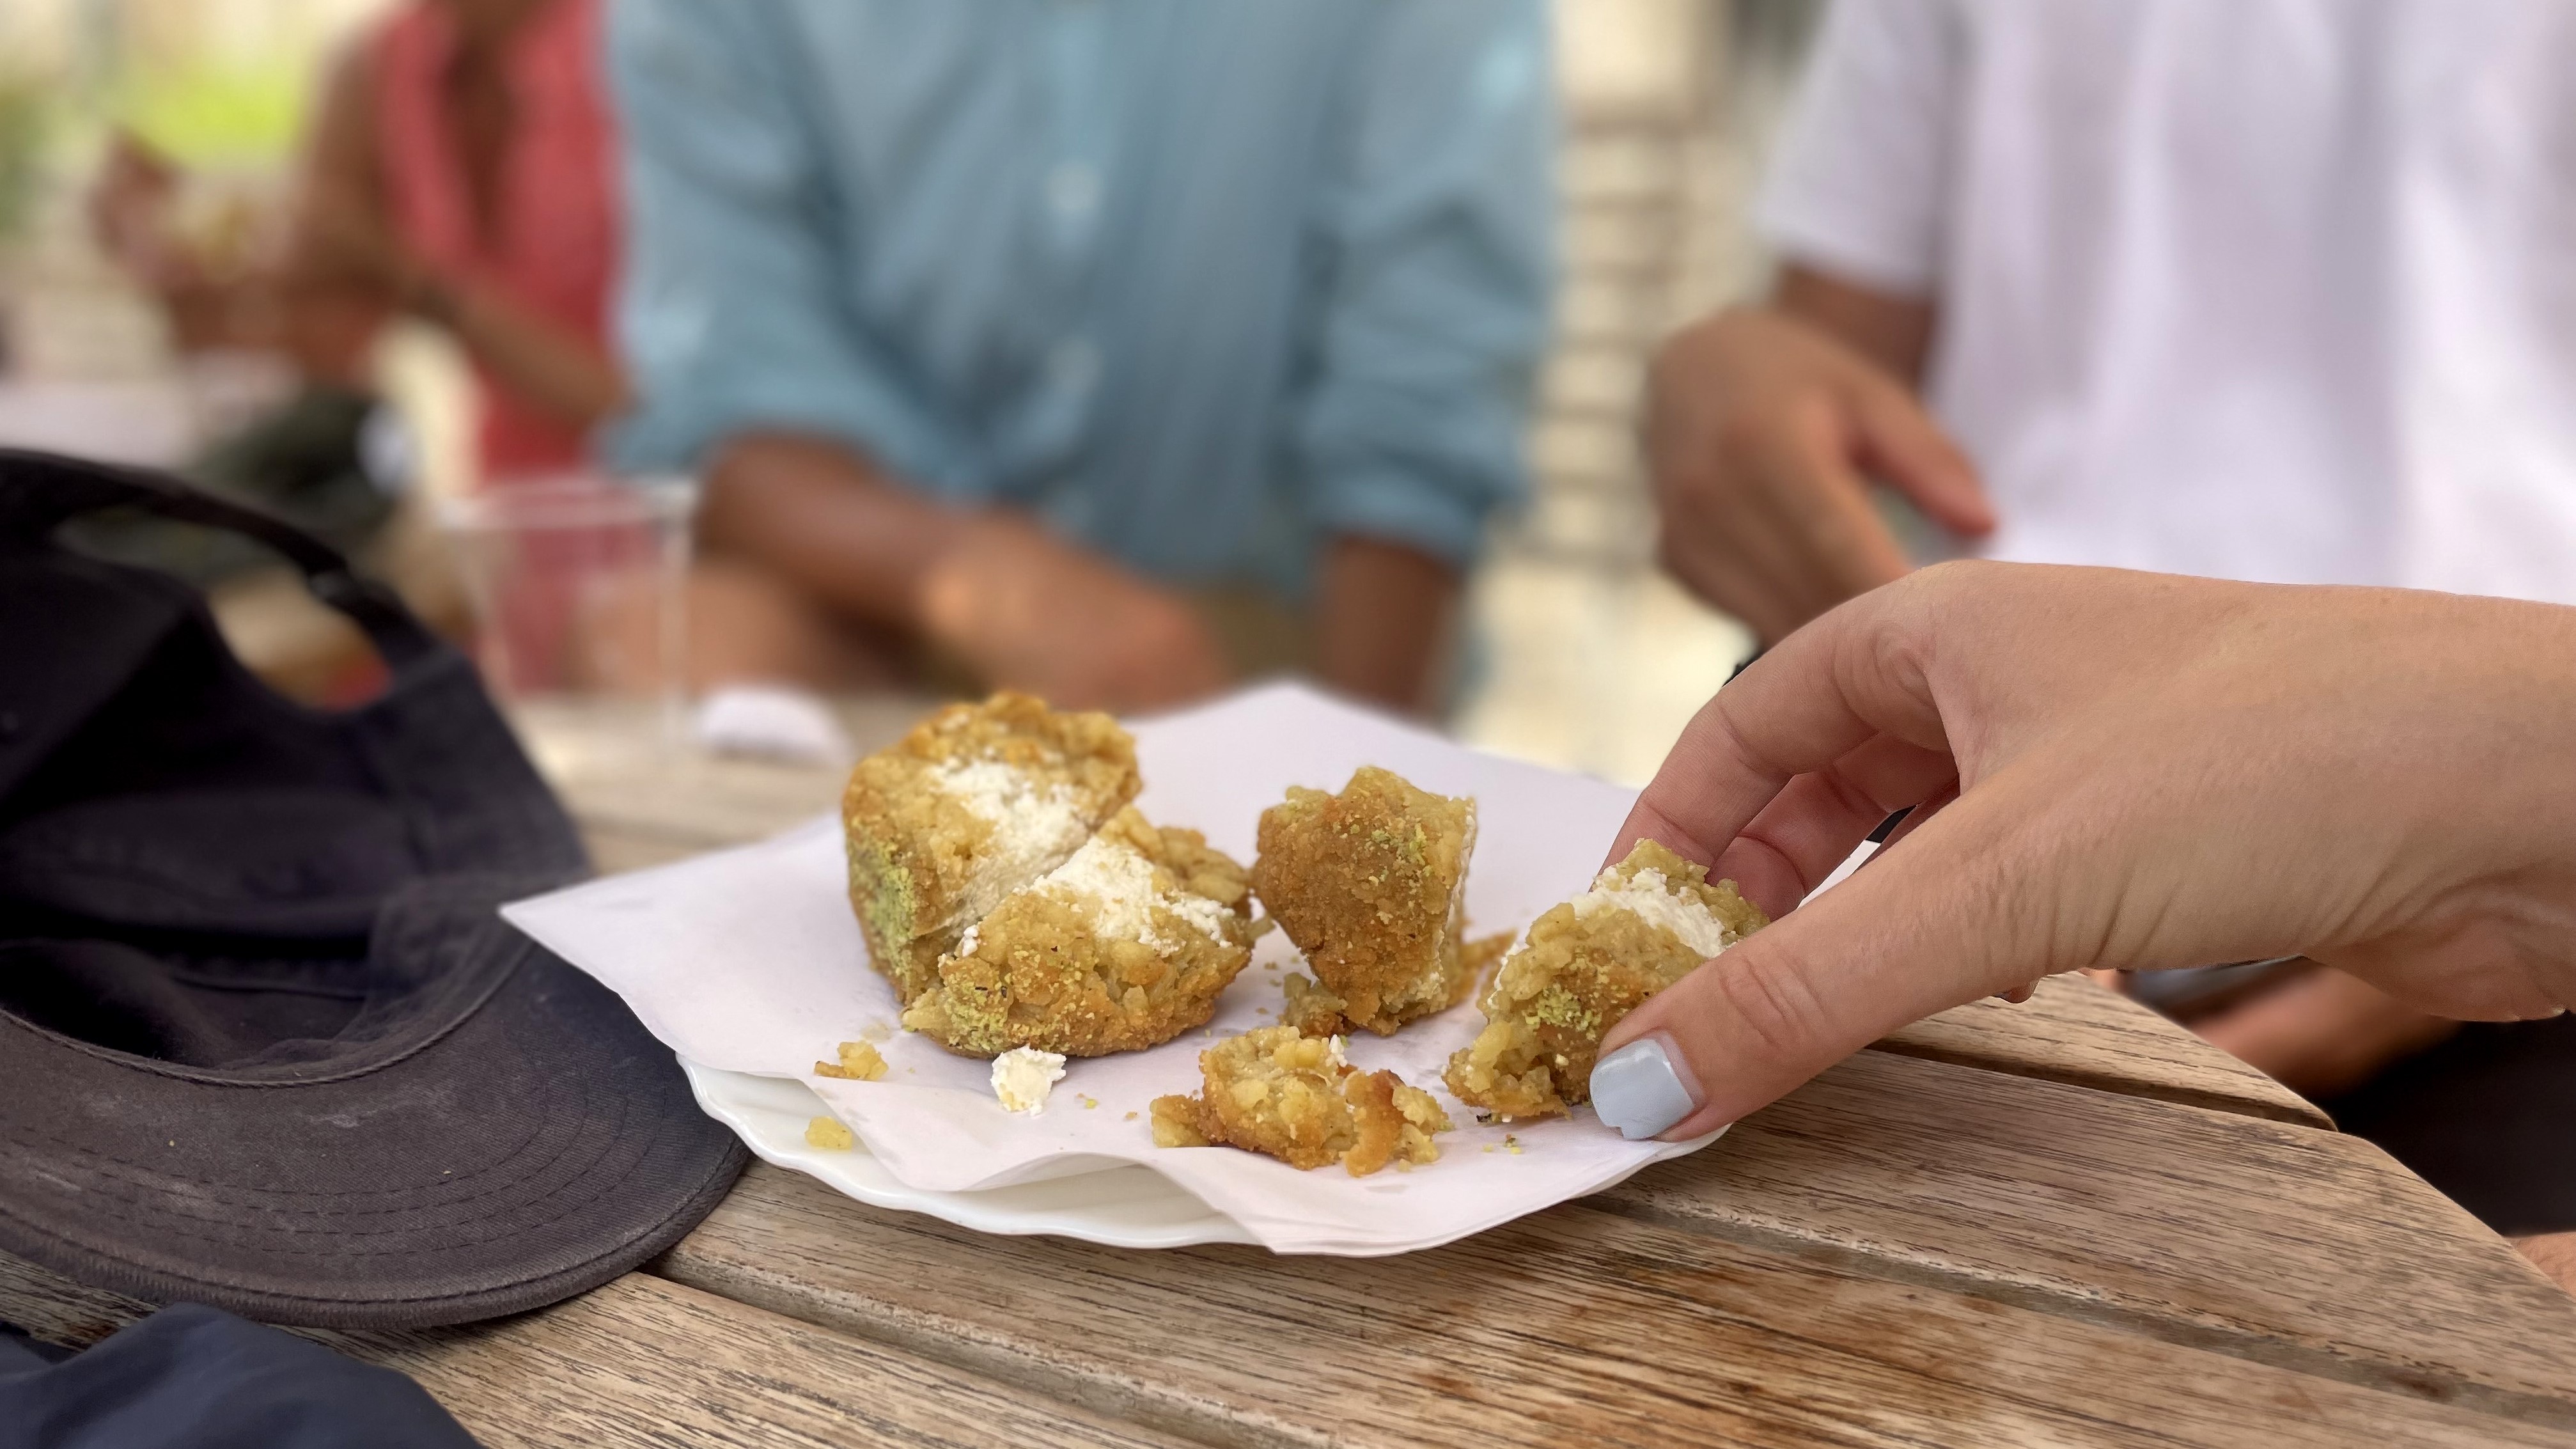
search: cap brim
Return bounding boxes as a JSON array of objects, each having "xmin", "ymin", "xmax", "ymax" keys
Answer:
[{"xmin": 0, "ymin": 893, "xmax": 746, "ymax": 1329}]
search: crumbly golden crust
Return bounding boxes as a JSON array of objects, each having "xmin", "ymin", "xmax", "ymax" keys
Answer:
[
  {"xmin": 1444, "ymin": 840, "xmax": 1767, "ymax": 1122},
  {"xmin": 841, "ymin": 693, "xmax": 1140, "ymax": 1001},
  {"xmin": 1151, "ymin": 1026, "xmax": 1451, "ymax": 1175},
  {"xmin": 1277, "ymin": 971, "xmax": 1354, "ymax": 1038},
  {"xmin": 900, "ymin": 807, "xmax": 1256, "ymax": 1057},
  {"xmin": 1251, "ymin": 767, "xmax": 1476, "ymax": 1036},
  {"xmin": 813, "ymin": 1040, "xmax": 889, "ymax": 1081}
]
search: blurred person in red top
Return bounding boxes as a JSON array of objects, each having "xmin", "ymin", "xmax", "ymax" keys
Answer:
[
  {"xmin": 91, "ymin": 0, "xmax": 626, "ymax": 488},
  {"xmin": 298, "ymin": 0, "xmax": 626, "ymax": 483}
]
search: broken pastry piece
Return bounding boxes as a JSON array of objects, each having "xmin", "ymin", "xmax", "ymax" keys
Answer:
[
  {"xmin": 841, "ymin": 693, "xmax": 1140, "ymax": 1001},
  {"xmin": 901, "ymin": 807, "xmax": 1258, "ymax": 1056},
  {"xmin": 1251, "ymin": 767, "xmax": 1477, "ymax": 1035},
  {"xmin": 1277, "ymin": 970, "xmax": 1354, "ymax": 1039},
  {"xmin": 1152, "ymin": 1026, "xmax": 1451, "ymax": 1176},
  {"xmin": 813, "ymin": 1040, "xmax": 889, "ymax": 1081},
  {"xmin": 1276, "ymin": 923, "xmax": 1511, "ymax": 1037},
  {"xmin": 1445, "ymin": 840, "xmax": 1767, "ymax": 1122}
]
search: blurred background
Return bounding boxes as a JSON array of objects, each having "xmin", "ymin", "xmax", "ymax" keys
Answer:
[{"xmin": 0, "ymin": 0, "xmax": 1821, "ymax": 785}]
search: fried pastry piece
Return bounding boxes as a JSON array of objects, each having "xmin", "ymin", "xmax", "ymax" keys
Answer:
[
  {"xmin": 1444, "ymin": 840, "xmax": 1767, "ymax": 1122},
  {"xmin": 841, "ymin": 693, "xmax": 1140, "ymax": 1001},
  {"xmin": 812, "ymin": 1040, "xmax": 888, "ymax": 1081},
  {"xmin": 1251, "ymin": 767, "xmax": 1477, "ymax": 1035},
  {"xmin": 1277, "ymin": 971, "xmax": 1352, "ymax": 1038},
  {"xmin": 1278, "ymin": 927, "xmax": 1515, "ymax": 1037},
  {"xmin": 1151, "ymin": 1026, "xmax": 1451, "ymax": 1175},
  {"xmin": 901, "ymin": 807, "xmax": 1257, "ymax": 1056}
]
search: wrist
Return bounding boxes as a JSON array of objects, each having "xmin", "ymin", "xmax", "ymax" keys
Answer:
[{"xmin": 1315, "ymin": 535, "xmax": 1457, "ymax": 714}]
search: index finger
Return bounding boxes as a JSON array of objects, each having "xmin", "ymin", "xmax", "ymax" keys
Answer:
[
  {"xmin": 1756, "ymin": 402, "xmax": 1912, "ymax": 604},
  {"xmin": 1609, "ymin": 582, "xmax": 1954, "ymax": 870}
]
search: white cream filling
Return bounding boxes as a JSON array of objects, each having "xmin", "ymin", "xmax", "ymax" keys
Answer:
[
  {"xmin": 932, "ymin": 758, "xmax": 1093, "ymax": 925},
  {"xmin": 1033, "ymin": 834, "xmax": 1230, "ymax": 952},
  {"xmin": 1568, "ymin": 866, "xmax": 1739, "ymax": 959},
  {"xmin": 990, "ymin": 1046, "xmax": 1067, "ymax": 1114}
]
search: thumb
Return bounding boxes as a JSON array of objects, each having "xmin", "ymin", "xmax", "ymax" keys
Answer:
[
  {"xmin": 1590, "ymin": 801, "xmax": 2033, "ymax": 1139},
  {"xmin": 1848, "ymin": 384, "xmax": 1995, "ymax": 539}
]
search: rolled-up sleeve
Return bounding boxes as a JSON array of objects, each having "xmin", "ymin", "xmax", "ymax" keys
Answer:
[
  {"xmin": 604, "ymin": 0, "xmax": 949, "ymax": 483},
  {"xmin": 1756, "ymin": 0, "xmax": 1960, "ymax": 297},
  {"xmin": 1293, "ymin": 0, "xmax": 1554, "ymax": 571}
]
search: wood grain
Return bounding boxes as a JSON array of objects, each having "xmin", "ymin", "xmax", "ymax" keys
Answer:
[
  {"xmin": 653, "ymin": 1161, "xmax": 2572, "ymax": 1449},
  {"xmin": 0, "ymin": 1253, "xmax": 1200, "ymax": 1449},
  {"xmin": 1875, "ymin": 975, "xmax": 2331, "ymax": 1127},
  {"xmin": 1597, "ymin": 1048, "xmax": 2576, "ymax": 1419}
]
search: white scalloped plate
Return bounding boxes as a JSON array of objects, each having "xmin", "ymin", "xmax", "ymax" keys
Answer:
[{"xmin": 682, "ymin": 1058, "xmax": 1261, "ymax": 1248}]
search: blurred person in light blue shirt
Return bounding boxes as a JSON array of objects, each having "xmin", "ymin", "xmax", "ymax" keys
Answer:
[{"xmin": 605, "ymin": 0, "xmax": 1554, "ymax": 714}]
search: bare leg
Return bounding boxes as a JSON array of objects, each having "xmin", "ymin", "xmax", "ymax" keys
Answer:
[{"xmin": 2192, "ymin": 967, "xmax": 2460, "ymax": 1099}]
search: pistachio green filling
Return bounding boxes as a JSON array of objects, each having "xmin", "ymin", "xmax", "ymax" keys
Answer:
[
  {"xmin": 848, "ymin": 840, "xmax": 917, "ymax": 948},
  {"xmin": 1526, "ymin": 983, "xmax": 1602, "ymax": 1035}
]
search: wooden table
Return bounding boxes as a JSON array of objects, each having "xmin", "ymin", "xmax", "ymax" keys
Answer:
[{"xmin": 8, "ymin": 697, "xmax": 2576, "ymax": 1446}]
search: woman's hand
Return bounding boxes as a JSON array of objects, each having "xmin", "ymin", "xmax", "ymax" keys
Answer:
[{"xmin": 1592, "ymin": 563, "xmax": 2576, "ymax": 1140}]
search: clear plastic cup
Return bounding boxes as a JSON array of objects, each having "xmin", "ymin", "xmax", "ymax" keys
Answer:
[{"xmin": 436, "ymin": 473, "xmax": 697, "ymax": 742}]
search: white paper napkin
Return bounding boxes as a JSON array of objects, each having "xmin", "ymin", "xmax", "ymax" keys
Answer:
[{"xmin": 503, "ymin": 683, "xmax": 1721, "ymax": 1255}]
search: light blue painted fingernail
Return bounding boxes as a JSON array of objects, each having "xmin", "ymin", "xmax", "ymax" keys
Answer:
[{"xmin": 1590, "ymin": 1037, "xmax": 1699, "ymax": 1140}]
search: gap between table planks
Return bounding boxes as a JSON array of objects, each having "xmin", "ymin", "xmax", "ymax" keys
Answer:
[
  {"xmin": 519, "ymin": 700, "xmax": 2329, "ymax": 1130},
  {"xmin": 0, "ymin": 1251, "xmax": 1203, "ymax": 1449},
  {"xmin": 651, "ymin": 1160, "xmax": 2576, "ymax": 1449}
]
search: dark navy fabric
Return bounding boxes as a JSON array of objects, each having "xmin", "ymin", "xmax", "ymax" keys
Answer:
[
  {"xmin": 0, "ymin": 1304, "xmax": 479, "ymax": 1449},
  {"xmin": 0, "ymin": 450, "xmax": 745, "ymax": 1328}
]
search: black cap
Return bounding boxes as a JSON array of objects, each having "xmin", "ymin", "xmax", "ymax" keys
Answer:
[{"xmin": 0, "ymin": 450, "xmax": 744, "ymax": 1328}]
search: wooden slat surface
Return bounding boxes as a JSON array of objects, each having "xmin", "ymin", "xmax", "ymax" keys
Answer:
[
  {"xmin": 521, "ymin": 701, "xmax": 2327, "ymax": 1129},
  {"xmin": 653, "ymin": 1161, "xmax": 2574, "ymax": 1449},
  {"xmin": 0, "ymin": 1253, "xmax": 1200, "ymax": 1449},
  {"xmin": 490, "ymin": 696, "xmax": 2575, "ymax": 1447},
  {"xmin": 1598, "ymin": 1049, "xmax": 2576, "ymax": 1419},
  {"xmin": 1878, "ymin": 975, "xmax": 2331, "ymax": 1127}
]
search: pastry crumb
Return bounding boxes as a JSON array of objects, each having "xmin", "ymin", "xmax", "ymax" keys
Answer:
[
  {"xmin": 992, "ymin": 1046, "xmax": 1068, "ymax": 1114},
  {"xmin": 813, "ymin": 1040, "xmax": 889, "ymax": 1081},
  {"xmin": 1151, "ymin": 1026, "xmax": 1451, "ymax": 1176},
  {"xmin": 1279, "ymin": 971, "xmax": 1354, "ymax": 1038},
  {"xmin": 805, "ymin": 1116, "xmax": 855, "ymax": 1151}
]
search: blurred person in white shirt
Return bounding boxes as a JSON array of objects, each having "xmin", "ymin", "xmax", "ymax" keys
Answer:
[{"xmin": 1643, "ymin": 1, "xmax": 2576, "ymax": 1167}]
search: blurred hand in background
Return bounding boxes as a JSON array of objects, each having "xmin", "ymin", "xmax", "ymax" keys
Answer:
[
  {"xmin": 916, "ymin": 513, "xmax": 1232, "ymax": 714},
  {"xmin": 1645, "ymin": 268, "xmax": 1992, "ymax": 646}
]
